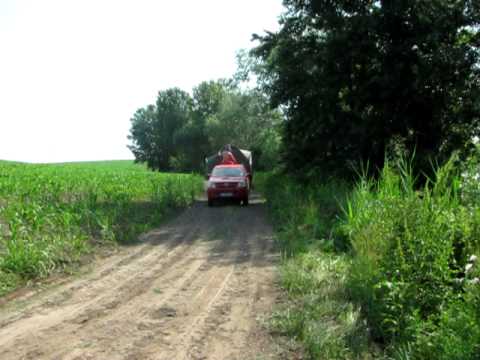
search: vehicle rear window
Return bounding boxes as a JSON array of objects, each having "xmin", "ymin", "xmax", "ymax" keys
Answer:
[{"xmin": 212, "ymin": 167, "xmax": 244, "ymax": 177}]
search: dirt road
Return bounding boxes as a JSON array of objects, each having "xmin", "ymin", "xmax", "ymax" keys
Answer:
[{"xmin": 0, "ymin": 194, "xmax": 279, "ymax": 360}]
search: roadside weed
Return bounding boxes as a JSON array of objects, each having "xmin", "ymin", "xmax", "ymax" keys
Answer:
[
  {"xmin": 342, "ymin": 155, "xmax": 480, "ymax": 358},
  {"xmin": 259, "ymin": 173, "xmax": 379, "ymax": 359}
]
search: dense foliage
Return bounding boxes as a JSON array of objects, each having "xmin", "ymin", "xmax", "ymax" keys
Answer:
[
  {"xmin": 128, "ymin": 81, "xmax": 282, "ymax": 172},
  {"xmin": 257, "ymin": 173, "xmax": 378, "ymax": 359},
  {"xmin": 261, "ymin": 153, "xmax": 480, "ymax": 358},
  {"xmin": 253, "ymin": 0, "xmax": 480, "ymax": 177},
  {"xmin": 128, "ymin": 88, "xmax": 192, "ymax": 171},
  {"xmin": 342, "ymin": 156, "xmax": 480, "ymax": 358},
  {"xmin": 0, "ymin": 160, "xmax": 202, "ymax": 295},
  {"xmin": 253, "ymin": 1, "xmax": 480, "ymax": 358}
]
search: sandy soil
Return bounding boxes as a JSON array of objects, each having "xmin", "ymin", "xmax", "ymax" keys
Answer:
[{"xmin": 0, "ymin": 193, "xmax": 279, "ymax": 360}]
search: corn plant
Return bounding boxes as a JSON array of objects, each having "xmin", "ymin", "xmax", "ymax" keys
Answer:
[{"xmin": 0, "ymin": 160, "xmax": 203, "ymax": 294}]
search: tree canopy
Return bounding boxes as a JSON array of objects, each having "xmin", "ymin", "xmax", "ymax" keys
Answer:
[
  {"xmin": 252, "ymin": 0, "xmax": 480, "ymax": 177},
  {"xmin": 128, "ymin": 88, "xmax": 191, "ymax": 171},
  {"xmin": 128, "ymin": 81, "xmax": 282, "ymax": 172}
]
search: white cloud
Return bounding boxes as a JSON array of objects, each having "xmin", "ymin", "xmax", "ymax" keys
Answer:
[{"xmin": 0, "ymin": 0, "xmax": 283, "ymax": 162}]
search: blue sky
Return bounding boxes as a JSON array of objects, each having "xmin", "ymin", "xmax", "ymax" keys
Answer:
[{"xmin": 0, "ymin": 0, "xmax": 283, "ymax": 163}]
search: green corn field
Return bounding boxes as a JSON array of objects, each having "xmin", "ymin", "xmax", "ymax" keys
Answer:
[{"xmin": 0, "ymin": 160, "xmax": 203, "ymax": 294}]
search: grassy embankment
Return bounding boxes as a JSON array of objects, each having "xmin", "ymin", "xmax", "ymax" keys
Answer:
[
  {"xmin": 258, "ymin": 156, "xmax": 480, "ymax": 359},
  {"xmin": 256, "ymin": 172, "xmax": 378, "ymax": 359},
  {"xmin": 0, "ymin": 160, "xmax": 203, "ymax": 295}
]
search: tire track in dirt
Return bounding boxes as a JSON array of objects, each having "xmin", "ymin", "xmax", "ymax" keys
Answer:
[
  {"xmin": 119, "ymin": 206, "xmax": 253, "ymax": 359},
  {"xmin": 0, "ymin": 209, "xmax": 199, "ymax": 327},
  {"xmin": 0, "ymin": 194, "xmax": 279, "ymax": 360},
  {"xmin": 0, "ymin": 217, "xmax": 204, "ymax": 350}
]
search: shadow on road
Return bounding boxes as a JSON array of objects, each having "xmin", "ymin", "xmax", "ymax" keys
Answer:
[{"xmin": 140, "ymin": 191, "xmax": 276, "ymax": 269}]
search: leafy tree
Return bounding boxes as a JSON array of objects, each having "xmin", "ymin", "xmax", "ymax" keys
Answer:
[
  {"xmin": 127, "ymin": 105, "xmax": 157, "ymax": 168},
  {"xmin": 253, "ymin": 0, "xmax": 480, "ymax": 178},
  {"xmin": 128, "ymin": 88, "xmax": 192, "ymax": 171},
  {"xmin": 184, "ymin": 80, "xmax": 229, "ymax": 170},
  {"xmin": 204, "ymin": 87, "xmax": 283, "ymax": 170},
  {"xmin": 128, "ymin": 81, "xmax": 282, "ymax": 172}
]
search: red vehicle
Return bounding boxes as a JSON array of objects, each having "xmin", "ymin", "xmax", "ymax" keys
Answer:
[
  {"xmin": 205, "ymin": 145, "xmax": 253, "ymax": 185},
  {"xmin": 207, "ymin": 164, "xmax": 250, "ymax": 206}
]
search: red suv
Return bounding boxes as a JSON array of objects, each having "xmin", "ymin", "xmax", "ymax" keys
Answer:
[{"xmin": 207, "ymin": 164, "xmax": 250, "ymax": 206}]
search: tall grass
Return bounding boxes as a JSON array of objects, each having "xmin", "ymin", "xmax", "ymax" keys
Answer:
[
  {"xmin": 342, "ymin": 156, "xmax": 480, "ymax": 359},
  {"xmin": 0, "ymin": 160, "xmax": 203, "ymax": 295},
  {"xmin": 260, "ymin": 153, "xmax": 480, "ymax": 359},
  {"xmin": 257, "ymin": 173, "xmax": 379, "ymax": 359}
]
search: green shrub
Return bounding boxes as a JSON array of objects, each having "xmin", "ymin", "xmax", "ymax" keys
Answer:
[
  {"xmin": 342, "ymin": 155, "xmax": 480, "ymax": 358},
  {"xmin": 260, "ymin": 172, "xmax": 350, "ymax": 256},
  {"xmin": 261, "ymin": 172, "xmax": 379, "ymax": 359}
]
